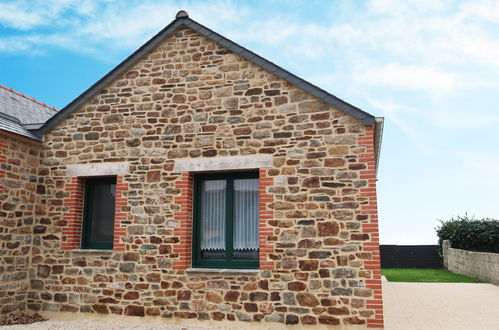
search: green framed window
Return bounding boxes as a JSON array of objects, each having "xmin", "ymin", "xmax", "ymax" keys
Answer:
[
  {"xmin": 193, "ymin": 171, "xmax": 259, "ymax": 269},
  {"xmin": 82, "ymin": 177, "xmax": 116, "ymax": 249}
]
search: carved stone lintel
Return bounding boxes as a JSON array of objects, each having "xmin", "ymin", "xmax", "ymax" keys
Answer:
[{"xmin": 174, "ymin": 155, "xmax": 272, "ymax": 172}]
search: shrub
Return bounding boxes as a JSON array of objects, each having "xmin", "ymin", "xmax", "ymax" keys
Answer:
[{"xmin": 436, "ymin": 215, "xmax": 499, "ymax": 253}]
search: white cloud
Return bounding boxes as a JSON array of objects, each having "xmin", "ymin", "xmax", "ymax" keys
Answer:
[
  {"xmin": 2, "ymin": 0, "xmax": 499, "ymax": 131},
  {"xmin": 2, "ymin": 0, "xmax": 498, "ymax": 78},
  {"xmin": 0, "ymin": 0, "xmax": 96, "ymax": 30},
  {"xmin": 367, "ymin": 95, "xmax": 499, "ymax": 133},
  {"xmin": 355, "ymin": 63, "xmax": 457, "ymax": 93},
  {"xmin": 0, "ymin": 37, "xmax": 31, "ymax": 52},
  {"xmin": 459, "ymin": 0, "xmax": 499, "ymax": 23},
  {"xmin": 369, "ymin": 0, "xmax": 449, "ymax": 16},
  {"xmin": 366, "ymin": 98, "xmax": 436, "ymax": 152},
  {"xmin": 0, "ymin": 0, "xmax": 248, "ymax": 58},
  {"xmin": 0, "ymin": 2, "xmax": 46, "ymax": 30}
]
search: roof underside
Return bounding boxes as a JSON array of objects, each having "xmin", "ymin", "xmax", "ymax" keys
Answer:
[{"xmin": 37, "ymin": 15, "xmax": 376, "ymax": 136}]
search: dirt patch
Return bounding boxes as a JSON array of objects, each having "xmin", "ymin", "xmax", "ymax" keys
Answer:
[{"xmin": 0, "ymin": 312, "xmax": 46, "ymax": 326}]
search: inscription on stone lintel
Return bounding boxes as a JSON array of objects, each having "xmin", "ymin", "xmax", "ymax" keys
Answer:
[{"xmin": 174, "ymin": 155, "xmax": 272, "ymax": 172}]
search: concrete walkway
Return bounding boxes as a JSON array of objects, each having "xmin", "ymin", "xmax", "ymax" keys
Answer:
[{"xmin": 383, "ymin": 277, "xmax": 499, "ymax": 330}]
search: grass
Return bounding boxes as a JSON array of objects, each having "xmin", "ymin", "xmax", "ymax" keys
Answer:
[{"xmin": 382, "ymin": 268, "xmax": 483, "ymax": 283}]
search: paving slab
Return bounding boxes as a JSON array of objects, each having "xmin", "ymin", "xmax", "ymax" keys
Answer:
[{"xmin": 383, "ymin": 276, "xmax": 499, "ymax": 330}]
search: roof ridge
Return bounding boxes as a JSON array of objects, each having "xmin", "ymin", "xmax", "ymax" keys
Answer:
[{"xmin": 0, "ymin": 84, "xmax": 58, "ymax": 112}]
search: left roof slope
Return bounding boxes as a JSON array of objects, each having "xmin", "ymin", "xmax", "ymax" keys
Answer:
[{"xmin": 0, "ymin": 85, "xmax": 57, "ymax": 140}]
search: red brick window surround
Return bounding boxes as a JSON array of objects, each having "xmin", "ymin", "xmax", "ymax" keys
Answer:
[
  {"xmin": 173, "ymin": 168, "xmax": 275, "ymax": 270},
  {"xmin": 62, "ymin": 176, "xmax": 127, "ymax": 251}
]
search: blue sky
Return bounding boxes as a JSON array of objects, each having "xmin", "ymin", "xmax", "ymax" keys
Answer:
[{"xmin": 1, "ymin": 0, "xmax": 498, "ymax": 244}]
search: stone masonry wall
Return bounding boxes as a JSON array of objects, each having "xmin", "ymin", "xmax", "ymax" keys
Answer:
[
  {"xmin": 443, "ymin": 240, "xmax": 499, "ymax": 285},
  {"xmin": 26, "ymin": 25, "xmax": 383, "ymax": 328},
  {"xmin": 0, "ymin": 135, "xmax": 41, "ymax": 315}
]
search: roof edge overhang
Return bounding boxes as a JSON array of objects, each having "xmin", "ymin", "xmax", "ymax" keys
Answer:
[
  {"xmin": 23, "ymin": 123, "xmax": 44, "ymax": 130},
  {"xmin": 37, "ymin": 15, "xmax": 376, "ymax": 136},
  {"xmin": 0, "ymin": 111, "xmax": 43, "ymax": 142},
  {"xmin": 374, "ymin": 117, "xmax": 384, "ymax": 177},
  {"xmin": 0, "ymin": 111, "xmax": 22, "ymax": 124}
]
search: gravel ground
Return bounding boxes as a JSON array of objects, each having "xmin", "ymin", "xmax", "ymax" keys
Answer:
[{"xmin": 0, "ymin": 320, "xmax": 222, "ymax": 330}]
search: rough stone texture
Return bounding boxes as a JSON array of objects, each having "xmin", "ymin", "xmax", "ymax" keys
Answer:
[
  {"xmin": 443, "ymin": 240, "xmax": 499, "ymax": 285},
  {"xmin": 0, "ymin": 311, "xmax": 46, "ymax": 325},
  {"xmin": 0, "ymin": 25, "xmax": 383, "ymax": 328},
  {"xmin": 0, "ymin": 136, "xmax": 42, "ymax": 316}
]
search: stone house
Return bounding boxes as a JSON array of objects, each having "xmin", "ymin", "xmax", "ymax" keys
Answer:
[{"xmin": 0, "ymin": 11, "xmax": 384, "ymax": 329}]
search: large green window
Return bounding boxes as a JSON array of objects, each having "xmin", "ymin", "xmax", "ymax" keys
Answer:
[
  {"xmin": 82, "ymin": 177, "xmax": 116, "ymax": 249},
  {"xmin": 193, "ymin": 171, "xmax": 259, "ymax": 269}
]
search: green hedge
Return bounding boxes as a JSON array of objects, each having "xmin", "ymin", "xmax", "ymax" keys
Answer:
[{"xmin": 436, "ymin": 215, "xmax": 499, "ymax": 253}]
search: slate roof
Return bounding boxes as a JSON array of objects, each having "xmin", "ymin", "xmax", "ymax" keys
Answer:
[
  {"xmin": 0, "ymin": 112, "xmax": 41, "ymax": 140},
  {"xmin": 0, "ymin": 85, "xmax": 57, "ymax": 140},
  {"xmin": 0, "ymin": 85, "xmax": 57, "ymax": 125}
]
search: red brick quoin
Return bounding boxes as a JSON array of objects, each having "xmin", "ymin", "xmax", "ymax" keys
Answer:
[
  {"xmin": 61, "ymin": 175, "xmax": 128, "ymax": 251},
  {"xmin": 359, "ymin": 125, "xmax": 384, "ymax": 329},
  {"xmin": 173, "ymin": 169, "xmax": 275, "ymax": 270}
]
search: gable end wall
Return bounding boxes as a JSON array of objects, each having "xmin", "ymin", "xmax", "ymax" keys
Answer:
[{"xmin": 0, "ymin": 26, "xmax": 385, "ymax": 328}]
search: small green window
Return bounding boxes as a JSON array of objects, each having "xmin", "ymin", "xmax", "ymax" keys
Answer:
[
  {"xmin": 82, "ymin": 177, "xmax": 116, "ymax": 249},
  {"xmin": 193, "ymin": 171, "xmax": 259, "ymax": 269}
]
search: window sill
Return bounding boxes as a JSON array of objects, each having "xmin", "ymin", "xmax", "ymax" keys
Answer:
[
  {"xmin": 186, "ymin": 268, "xmax": 259, "ymax": 275},
  {"xmin": 70, "ymin": 249, "xmax": 113, "ymax": 255}
]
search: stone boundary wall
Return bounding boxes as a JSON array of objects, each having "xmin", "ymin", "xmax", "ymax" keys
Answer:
[{"xmin": 442, "ymin": 240, "xmax": 499, "ymax": 285}]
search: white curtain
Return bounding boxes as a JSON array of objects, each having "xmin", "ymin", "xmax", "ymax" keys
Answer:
[
  {"xmin": 233, "ymin": 178, "xmax": 259, "ymax": 252},
  {"xmin": 200, "ymin": 180, "xmax": 226, "ymax": 251}
]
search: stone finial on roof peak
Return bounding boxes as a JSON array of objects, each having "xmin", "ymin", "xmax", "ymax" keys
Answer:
[{"xmin": 176, "ymin": 10, "xmax": 189, "ymax": 19}]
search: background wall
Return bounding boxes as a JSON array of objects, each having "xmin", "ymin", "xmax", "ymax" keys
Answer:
[{"xmin": 443, "ymin": 240, "xmax": 499, "ymax": 285}]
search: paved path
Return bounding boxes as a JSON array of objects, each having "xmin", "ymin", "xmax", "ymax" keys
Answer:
[
  {"xmin": 0, "ymin": 320, "xmax": 218, "ymax": 330},
  {"xmin": 383, "ymin": 277, "xmax": 499, "ymax": 330}
]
